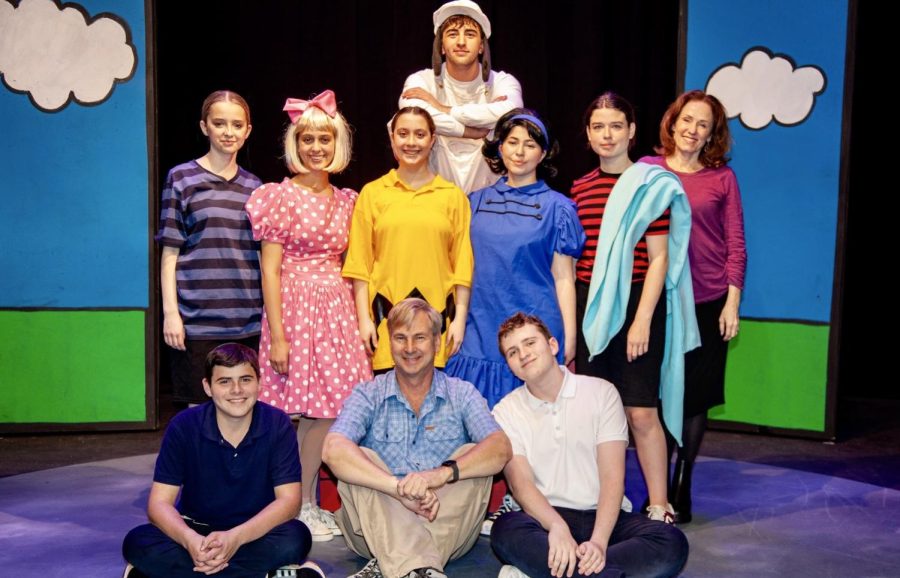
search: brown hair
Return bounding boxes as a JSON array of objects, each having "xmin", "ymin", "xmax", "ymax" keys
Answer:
[
  {"xmin": 200, "ymin": 90, "xmax": 251, "ymax": 124},
  {"xmin": 432, "ymin": 15, "xmax": 491, "ymax": 83},
  {"xmin": 204, "ymin": 342, "xmax": 260, "ymax": 382},
  {"xmin": 497, "ymin": 312, "xmax": 553, "ymax": 356},
  {"xmin": 656, "ymin": 90, "xmax": 730, "ymax": 168},
  {"xmin": 390, "ymin": 106, "xmax": 436, "ymax": 135}
]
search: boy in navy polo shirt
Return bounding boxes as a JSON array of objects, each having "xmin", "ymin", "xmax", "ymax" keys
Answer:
[{"xmin": 122, "ymin": 343, "xmax": 323, "ymax": 578}]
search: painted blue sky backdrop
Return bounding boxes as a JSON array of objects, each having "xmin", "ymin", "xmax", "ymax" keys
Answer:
[
  {"xmin": 0, "ymin": 0, "xmax": 147, "ymax": 308},
  {"xmin": 686, "ymin": 0, "xmax": 848, "ymax": 323}
]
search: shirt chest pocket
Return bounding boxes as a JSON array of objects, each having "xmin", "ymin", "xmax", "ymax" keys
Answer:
[
  {"xmin": 372, "ymin": 405, "xmax": 410, "ymax": 444},
  {"xmin": 422, "ymin": 419, "xmax": 466, "ymax": 443}
]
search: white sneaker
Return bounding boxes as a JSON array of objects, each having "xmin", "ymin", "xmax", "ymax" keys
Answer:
[
  {"xmin": 498, "ymin": 565, "xmax": 531, "ymax": 578},
  {"xmin": 481, "ymin": 493, "xmax": 520, "ymax": 536},
  {"xmin": 621, "ymin": 495, "xmax": 633, "ymax": 512},
  {"xmin": 315, "ymin": 504, "xmax": 343, "ymax": 536},
  {"xmin": 299, "ymin": 502, "xmax": 334, "ymax": 542},
  {"xmin": 646, "ymin": 503, "xmax": 676, "ymax": 524},
  {"xmin": 269, "ymin": 562, "xmax": 326, "ymax": 578}
]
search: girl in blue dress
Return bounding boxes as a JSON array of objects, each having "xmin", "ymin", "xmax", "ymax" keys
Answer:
[{"xmin": 445, "ymin": 109, "xmax": 585, "ymax": 407}]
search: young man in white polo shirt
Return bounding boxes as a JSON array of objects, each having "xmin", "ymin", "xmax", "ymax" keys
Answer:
[{"xmin": 490, "ymin": 313, "xmax": 688, "ymax": 578}]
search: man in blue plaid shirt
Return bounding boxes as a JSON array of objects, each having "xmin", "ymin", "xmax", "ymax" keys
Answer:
[{"xmin": 324, "ymin": 298, "xmax": 511, "ymax": 578}]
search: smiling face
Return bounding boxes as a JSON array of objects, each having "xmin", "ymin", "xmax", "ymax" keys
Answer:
[
  {"xmin": 202, "ymin": 362, "xmax": 259, "ymax": 422},
  {"xmin": 441, "ymin": 21, "xmax": 483, "ymax": 69},
  {"xmin": 500, "ymin": 323, "xmax": 559, "ymax": 385},
  {"xmin": 586, "ymin": 107, "xmax": 635, "ymax": 164},
  {"xmin": 200, "ymin": 101, "xmax": 252, "ymax": 157},
  {"xmin": 297, "ymin": 128, "xmax": 335, "ymax": 172},
  {"xmin": 499, "ymin": 125, "xmax": 545, "ymax": 183},
  {"xmin": 671, "ymin": 99, "xmax": 713, "ymax": 158},
  {"xmin": 390, "ymin": 112, "xmax": 435, "ymax": 170},
  {"xmin": 389, "ymin": 311, "xmax": 440, "ymax": 380}
]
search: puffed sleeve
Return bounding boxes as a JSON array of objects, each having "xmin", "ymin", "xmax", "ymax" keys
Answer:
[
  {"xmin": 448, "ymin": 186, "xmax": 474, "ymax": 288},
  {"xmin": 555, "ymin": 197, "xmax": 587, "ymax": 258},
  {"xmin": 342, "ymin": 183, "xmax": 376, "ymax": 283},
  {"xmin": 245, "ymin": 182, "xmax": 294, "ymax": 244}
]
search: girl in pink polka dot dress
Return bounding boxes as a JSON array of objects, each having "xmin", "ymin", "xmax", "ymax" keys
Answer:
[{"xmin": 245, "ymin": 90, "xmax": 372, "ymax": 541}]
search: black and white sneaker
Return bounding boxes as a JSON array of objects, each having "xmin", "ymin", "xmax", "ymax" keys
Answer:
[
  {"xmin": 348, "ymin": 558, "xmax": 383, "ymax": 578},
  {"xmin": 481, "ymin": 493, "xmax": 520, "ymax": 536},
  {"xmin": 269, "ymin": 561, "xmax": 326, "ymax": 578}
]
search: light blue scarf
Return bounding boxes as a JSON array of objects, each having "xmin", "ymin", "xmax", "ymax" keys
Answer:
[{"xmin": 583, "ymin": 162, "xmax": 700, "ymax": 443}]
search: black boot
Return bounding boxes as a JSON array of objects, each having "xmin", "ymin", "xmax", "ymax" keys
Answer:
[{"xmin": 670, "ymin": 458, "xmax": 693, "ymax": 524}]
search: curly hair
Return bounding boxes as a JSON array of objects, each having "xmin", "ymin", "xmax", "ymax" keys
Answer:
[{"xmin": 496, "ymin": 312, "xmax": 553, "ymax": 356}]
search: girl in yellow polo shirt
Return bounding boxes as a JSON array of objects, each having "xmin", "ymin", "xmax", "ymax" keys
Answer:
[{"xmin": 343, "ymin": 107, "xmax": 473, "ymax": 371}]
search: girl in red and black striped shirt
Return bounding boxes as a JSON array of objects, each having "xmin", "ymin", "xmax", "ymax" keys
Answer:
[{"xmin": 572, "ymin": 92, "xmax": 675, "ymax": 524}]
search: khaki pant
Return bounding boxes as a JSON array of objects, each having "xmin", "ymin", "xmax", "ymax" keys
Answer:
[{"xmin": 335, "ymin": 445, "xmax": 491, "ymax": 578}]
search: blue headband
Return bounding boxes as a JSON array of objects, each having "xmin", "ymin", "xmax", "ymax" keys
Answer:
[{"xmin": 509, "ymin": 114, "xmax": 549, "ymax": 147}]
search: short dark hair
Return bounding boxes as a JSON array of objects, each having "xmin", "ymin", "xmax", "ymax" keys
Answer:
[
  {"xmin": 204, "ymin": 343, "xmax": 260, "ymax": 383},
  {"xmin": 483, "ymin": 108, "xmax": 559, "ymax": 178},
  {"xmin": 656, "ymin": 90, "xmax": 731, "ymax": 168},
  {"xmin": 497, "ymin": 312, "xmax": 553, "ymax": 356},
  {"xmin": 583, "ymin": 91, "xmax": 637, "ymax": 150}
]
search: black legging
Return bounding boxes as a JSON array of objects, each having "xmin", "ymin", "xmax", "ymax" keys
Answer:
[
  {"xmin": 665, "ymin": 411, "xmax": 707, "ymax": 464},
  {"xmin": 676, "ymin": 412, "xmax": 707, "ymax": 463}
]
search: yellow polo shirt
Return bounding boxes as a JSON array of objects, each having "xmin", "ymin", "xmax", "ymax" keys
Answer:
[{"xmin": 343, "ymin": 170, "xmax": 474, "ymax": 369}]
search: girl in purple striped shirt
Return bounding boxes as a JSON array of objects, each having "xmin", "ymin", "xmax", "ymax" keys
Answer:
[{"xmin": 156, "ymin": 90, "xmax": 263, "ymax": 405}]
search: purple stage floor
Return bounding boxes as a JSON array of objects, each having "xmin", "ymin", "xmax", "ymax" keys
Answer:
[{"xmin": 1, "ymin": 450, "xmax": 898, "ymax": 578}]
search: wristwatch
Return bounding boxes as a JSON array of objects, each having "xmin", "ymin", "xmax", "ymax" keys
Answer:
[{"xmin": 441, "ymin": 459, "xmax": 459, "ymax": 483}]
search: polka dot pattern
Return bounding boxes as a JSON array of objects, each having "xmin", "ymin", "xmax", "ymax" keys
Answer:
[{"xmin": 246, "ymin": 179, "xmax": 373, "ymax": 417}]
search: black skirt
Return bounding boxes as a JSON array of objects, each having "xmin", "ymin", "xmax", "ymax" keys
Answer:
[{"xmin": 684, "ymin": 294, "xmax": 729, "ymax": 417}]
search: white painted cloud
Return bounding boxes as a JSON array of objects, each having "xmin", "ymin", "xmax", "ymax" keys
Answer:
[
  {"xmin": 706, "ymin": 48, "xmax": 825, "ymax": 130},
  {"xmin": 0, "ymin": 0, "xmax": 136, "ymax": 112}
]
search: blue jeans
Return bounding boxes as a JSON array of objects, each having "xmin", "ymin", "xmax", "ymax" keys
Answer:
[
  {"xmin": 491, "ymin": 508, "xmax": 688, "ymax": 578},
  {"xmin": 122, "ymin": 519, "xmax": 310, "ymax": 578}
]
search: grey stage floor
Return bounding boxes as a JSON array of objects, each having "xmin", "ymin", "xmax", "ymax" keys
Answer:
[{"xmin": 1, "ymin": 450, "xmax": 899, "ymax": 578}]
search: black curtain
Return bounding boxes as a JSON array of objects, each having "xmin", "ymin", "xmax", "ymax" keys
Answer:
[
  {"xmin": 153, "ymin": 0, "xmax": 678, "ymax": 396},
  {"xmin": 155, "ymin": 1, "xmax": 680, "ymax": 193}
]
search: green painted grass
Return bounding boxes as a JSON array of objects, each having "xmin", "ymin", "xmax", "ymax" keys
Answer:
[
  {"xmin": 0, "ymin": 310, "xmax": 146, "ymax": 423},
  {"xmin": 709, "ymin": 320, "xmax": 830, "ymax": 432}
]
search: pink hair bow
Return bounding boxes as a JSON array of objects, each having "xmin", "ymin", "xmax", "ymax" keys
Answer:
[{"xmin": 283, "ymin": 90, "xmax": 338, "ymax": 122}]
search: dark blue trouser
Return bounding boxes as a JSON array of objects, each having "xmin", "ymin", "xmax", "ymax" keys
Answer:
[
  {"xmin": 122, "ymin": 519, "xmax": 311, "ymax": 578},
  {"xmin": 491, "ymin": 507, "xmax": 688, "ymax": 578}
]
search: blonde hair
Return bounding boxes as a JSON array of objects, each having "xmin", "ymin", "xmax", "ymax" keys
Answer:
[
  {"xmin": 387, "ymin": 298, "xmax": 442, "ymax": 337},
  {"xmin": 283, "ymin": 107, "xmax": 353, "ymax": 174}
]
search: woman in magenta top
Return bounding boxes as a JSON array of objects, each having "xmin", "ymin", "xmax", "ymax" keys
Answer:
[{"xmin": 643, "ymin": 90, "xmax": 747, "ymax": 523}]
